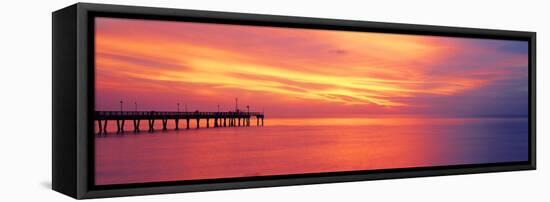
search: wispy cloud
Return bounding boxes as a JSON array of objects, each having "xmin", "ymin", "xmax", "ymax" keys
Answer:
[{"xmin": 95, "ymin": 17, "xmax": 528, "ymax": 117}]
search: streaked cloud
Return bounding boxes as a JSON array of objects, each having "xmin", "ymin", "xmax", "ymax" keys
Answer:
[{"xmin": 95, "ymin": 17, "xmax": 528, "ymax": 117}]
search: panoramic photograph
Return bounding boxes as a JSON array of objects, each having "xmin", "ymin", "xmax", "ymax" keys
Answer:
[{"xmin": 93, "ymin": 17, "xmax": 529, "ymax": 185}]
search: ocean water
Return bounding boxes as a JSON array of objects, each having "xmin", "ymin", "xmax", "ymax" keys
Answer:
[{"xmin": 94, "ymin": 117, "xmax": 528, "ymax": 185}]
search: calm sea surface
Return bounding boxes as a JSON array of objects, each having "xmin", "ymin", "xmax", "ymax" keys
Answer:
[{"xmin": 95, "ymin": 117, "xmax": 528, "ymax": 185}]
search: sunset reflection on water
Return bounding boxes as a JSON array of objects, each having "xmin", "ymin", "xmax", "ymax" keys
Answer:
[{"xmin": 95, "ymin": 117, "xmax": 527, "ymax": 185}]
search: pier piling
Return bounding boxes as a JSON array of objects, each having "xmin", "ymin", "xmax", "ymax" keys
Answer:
[{"xmin": 95, "ymin": 111, "xmax": 265, "ymax": 135}]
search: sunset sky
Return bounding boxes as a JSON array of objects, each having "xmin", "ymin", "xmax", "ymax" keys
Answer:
[{"xmin": 94, "ymin": 17, "xmax": 528, "ymax": 118}]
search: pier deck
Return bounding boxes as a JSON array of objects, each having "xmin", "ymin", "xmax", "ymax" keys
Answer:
[{"xmin": 95, "ymin": 111, "xmax": 264, "ymax": 134}]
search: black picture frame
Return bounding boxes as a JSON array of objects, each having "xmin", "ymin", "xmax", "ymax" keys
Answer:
[{"xmin": 52, "ymin": 2, "xmax": 536, "ymax": 199}]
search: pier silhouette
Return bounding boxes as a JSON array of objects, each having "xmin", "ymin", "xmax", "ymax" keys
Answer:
[{"xmin": 95, "ymin": 110, "xmax": 265, "ymax": 135}]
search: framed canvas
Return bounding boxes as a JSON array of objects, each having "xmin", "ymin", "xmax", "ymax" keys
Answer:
[{"xmin": 52, "ymin": 3, "xmax": 536, "ymax": 199}]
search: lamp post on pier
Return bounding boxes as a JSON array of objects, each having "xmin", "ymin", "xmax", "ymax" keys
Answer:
[{"xmin": 235, "ymin": 97, "xmax": 239, "ymax": 112}]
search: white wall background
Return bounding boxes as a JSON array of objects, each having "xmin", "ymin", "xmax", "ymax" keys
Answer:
[{"xmin": 0, "ymin": 0, "xmax": 547, "ymax": 201}]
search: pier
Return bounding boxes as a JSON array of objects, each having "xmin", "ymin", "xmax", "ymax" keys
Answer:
[{"xmin": 95, "ymin": 111, "xmax": 265, "ymax": 134}]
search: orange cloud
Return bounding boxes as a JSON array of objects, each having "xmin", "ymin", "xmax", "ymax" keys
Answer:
[{"xmin": 94, "ymin": 17, "xmax": 527, "ymax": 116}]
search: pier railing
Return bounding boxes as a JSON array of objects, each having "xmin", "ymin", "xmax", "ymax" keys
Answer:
[
  {"xmin": 94, "ymin": 111, "xmax": 265, "ymax": 134},
  {"xmin": 96, "ymin": 111, "xmax": 263, "ymax": 119}
]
